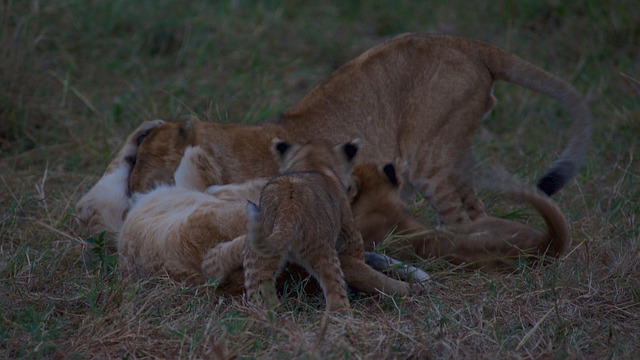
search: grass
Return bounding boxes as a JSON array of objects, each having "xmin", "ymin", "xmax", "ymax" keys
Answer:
[{"xmin": 1, "ymin": 0, "xmax": 639, "ymax": 358}]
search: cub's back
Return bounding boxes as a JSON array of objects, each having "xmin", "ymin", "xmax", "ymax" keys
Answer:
[{"xmin": 259, "ymin": 172, "xmax": 343, "ymax": 235}]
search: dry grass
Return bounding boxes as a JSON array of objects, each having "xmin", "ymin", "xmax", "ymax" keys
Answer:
[{"xmin": 1, "ymin": 0, "xmax": 639, "ymax": 358}]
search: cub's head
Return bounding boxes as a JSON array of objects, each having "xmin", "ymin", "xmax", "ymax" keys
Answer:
[
  {"xmin": 350, "ymin": 162, "xmax": 405, "ymax": 218},
  {"xmin": 350, "ymin": 162, "xmax": 423, "ymax": 248},
  {"xmin": 270, "ymin": 138, "xmax": 360, "ymax": 188},
  {"xmin": 129, "ymin": 118, "xmax": 203, "ymax": 194}
]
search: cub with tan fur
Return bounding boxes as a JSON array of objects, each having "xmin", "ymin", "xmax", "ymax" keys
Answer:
[
  {"xmin": 118, "ymin": 145, "xmax": 267, "ymax": 289},
  {"xmin": 350, "ymin": 162, "xmax": 570, "ymax": 269},
  {"xmin": 242, "ymin": 139, "xmax": 416, "ymax": 311}
]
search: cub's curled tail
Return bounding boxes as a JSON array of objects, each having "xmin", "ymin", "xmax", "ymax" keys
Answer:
[
  {"xmin": 496, "ymin": 185, "xmax": 570, "ymax": 258},
  {"xmin": 472, "ymin": 161, "xmax": 571, "ymax": 259}
]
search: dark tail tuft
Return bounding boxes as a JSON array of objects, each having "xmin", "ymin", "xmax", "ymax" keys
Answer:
[{"xmin": 536, "ymin": 160, "xmax": 576, "ymax": 196}]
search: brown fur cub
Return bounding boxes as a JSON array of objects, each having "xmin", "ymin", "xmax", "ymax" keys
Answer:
[
  {"xmin": 351, "ymin": 162, "xmax": 570, "ymax": 269},
  {"xmin": 243, "ymin": 139, "xmax": 415, "ymax": 311}
]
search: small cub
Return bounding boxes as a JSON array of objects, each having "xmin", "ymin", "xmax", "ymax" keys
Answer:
[{"xmin": 243, "ymin": 138, "xmax": 358, "ymax": 311}]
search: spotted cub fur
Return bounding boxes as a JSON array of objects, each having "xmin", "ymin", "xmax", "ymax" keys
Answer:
[{"xmin": 242, "ymin": 139, "xmax": 416, "ymax": 311}]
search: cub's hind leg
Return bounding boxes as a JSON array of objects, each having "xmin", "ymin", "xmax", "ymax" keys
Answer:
[
  {"xmin": 338, "ymin": 203, "xmax": 419, "ymax": 295},
  {"xmin": 413, "ymin": 172, "xmax": 485, "ymax": 226},
  {"xmin": 364, "ymin": 252, "xmax": 431, "ymax": 285},
  {"xmin": 201, "ymin": 235, "xmax": 246, "ymax": 280},
  {"xmin": 243, "ymin": 246, "xmax": 283, "ymax": 309},
  {"xmin": 339, "ymin": 255, "xmax": 416, "ymax": 295},
  {"xmin": 456, "ymin": 177, "xmax": 486, "ymax": 221},
  {"xmin": 296, "ymin": 241, "xmax": 349, "ymax": 312},
  {"xmin": 398, "ymin": 95, "xmax": 491, "ymax": 227}
]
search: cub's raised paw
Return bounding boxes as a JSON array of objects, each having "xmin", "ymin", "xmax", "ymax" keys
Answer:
[
  {"xmin": 364, "ymin": 251, "xmax": 432, "ymax": 292},
  {"xmin": 174, "ymin": 146, "xmax": 222, "ymax": 191},
  {"xmin": 201, "ymin": 235, "xmax": 246, "ymax": 280}
]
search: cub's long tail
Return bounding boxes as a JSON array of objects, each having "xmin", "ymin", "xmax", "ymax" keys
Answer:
[
  {"xmin": 474, "ymin": 160, "xmax": 571, "ymax": 257},
  {"xmin": 507, "ymin": 187, "xmax": 570, "ymax": 257},
  {"xmin": 462, "ymin": 35, "xmax": 593, "ymax": 195},
  {"xmin": 246, "ymin": 201, "xmax": 295, "ymax": 257}
]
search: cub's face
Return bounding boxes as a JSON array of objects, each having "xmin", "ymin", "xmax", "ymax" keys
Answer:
[
  {"xmin": 350, "ymin": 162, "xmax": 404, "ymax": 211},
  {"xmin": 349, "ymin": 162, "xmax": 419, "ymax": 248}
]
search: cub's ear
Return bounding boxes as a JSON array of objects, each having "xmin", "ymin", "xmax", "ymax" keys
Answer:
[
  {"xmin": 275, "ymin": 141, "xmax": 291, "ymax": 155},
  {"xmin": 341, "ymin": 139, "xmax": 361, "ymax": 161},
  {"xmin": 382, "ymin": 163, "xmax": 399, "ymax": 187},
  {"xmin": 271, "ymin": 137, "xmax": 292, "ymax": 157}
]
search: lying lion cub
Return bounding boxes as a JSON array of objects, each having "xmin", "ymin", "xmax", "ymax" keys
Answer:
[
  {"xmin": 241, "ymin": 138, "xmax": 414, "ymax": 311},
  {"xmin": 350, "ymin": 162, "xmax": 570, "ymax": 269},
  {"xmin": 118, "ymin": 145, "xmax": 267, "ymax": 284}
]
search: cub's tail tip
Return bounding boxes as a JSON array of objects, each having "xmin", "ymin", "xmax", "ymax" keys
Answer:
[
  {"xmin": 246, "ymin": 200, "xmax": 260, "ymax": 222},
  {"xmin": 245, "ymin": 200, "xmax": 270, "ymax": 255},
  {"xmin": 536, "ymin": 160, "xmax": 577, "ymax": 196}
]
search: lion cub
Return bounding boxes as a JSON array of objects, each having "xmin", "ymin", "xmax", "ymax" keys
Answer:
[
  {"xmin": 351, "ymin": 162, "xmax": 570, "ymax": 269},
  {"xmin": 118, "ymin": 145, "xmax": 267, "ymax": 286},
  {"xmin": 243, "ymin": 138, "xmax": 413, "ymax": 311}
]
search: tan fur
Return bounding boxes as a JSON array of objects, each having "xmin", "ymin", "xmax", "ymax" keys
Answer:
[
  {"xmin": 117, "ymin": 146, "xmax": 267, "ymax": 287},
  {"xmin": 242, "ymin": 139, "xmax": 416, "ymax": 311},
  {"xmin": 129, "ymin": 34, "xmax": 591, "ymax": 230},
  {"xmin": 350, "ymin": 163, "xmax": 570, "ymax": 269}
]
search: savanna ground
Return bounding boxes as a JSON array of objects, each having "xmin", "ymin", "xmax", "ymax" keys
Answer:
[{"xmin": 1, "ymin": 0, "xmax": 639, "ymax": 358}]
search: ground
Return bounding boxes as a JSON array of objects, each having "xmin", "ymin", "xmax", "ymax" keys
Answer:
[{"xmin": 1, "ymin": 1, "xmax": 638, "ymax": 358}]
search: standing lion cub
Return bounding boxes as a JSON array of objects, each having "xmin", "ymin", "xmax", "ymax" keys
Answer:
[{"xmin": 241, "ymin": 138, "xmax": 414, "ymax": 311}]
